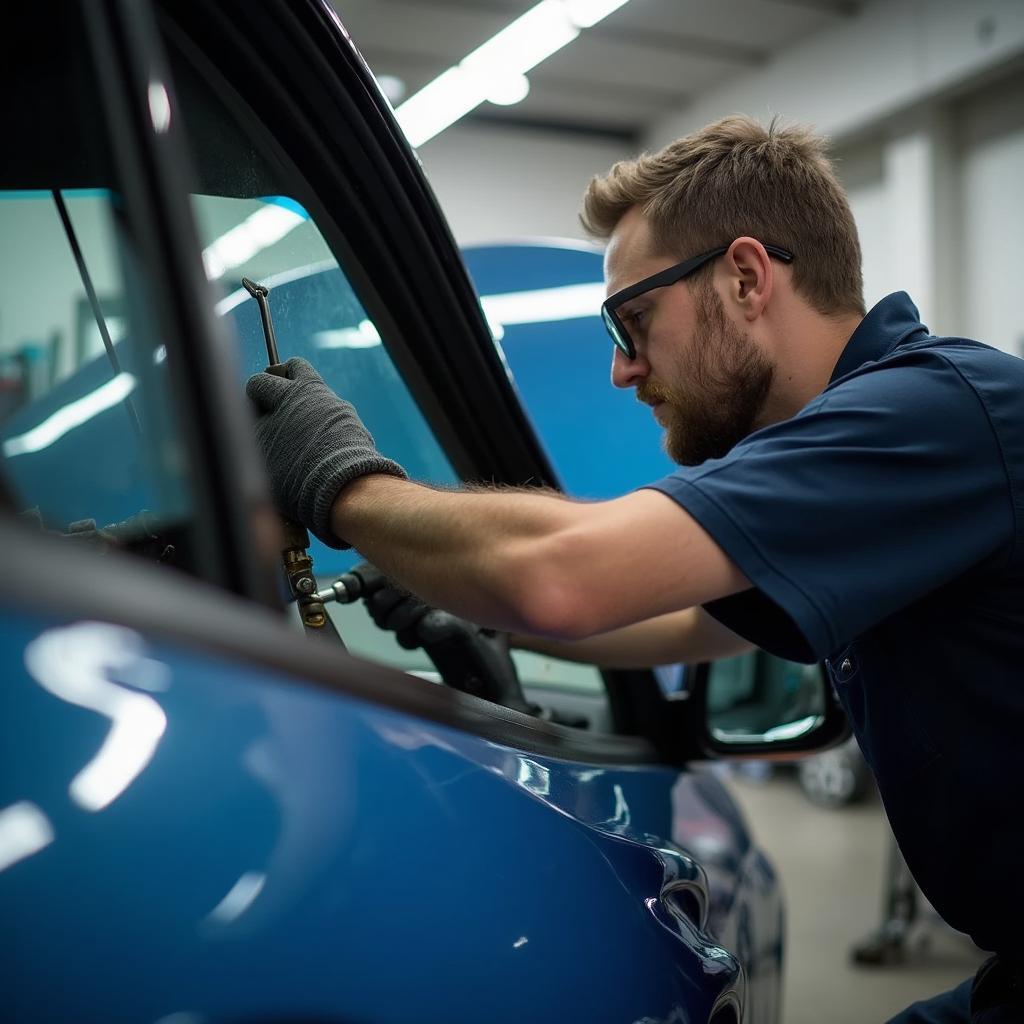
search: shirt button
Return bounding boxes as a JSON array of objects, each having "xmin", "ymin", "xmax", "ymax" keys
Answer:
[{"xmin": 840, "ymin": 657, "xmax": 853, "ymax": 675}]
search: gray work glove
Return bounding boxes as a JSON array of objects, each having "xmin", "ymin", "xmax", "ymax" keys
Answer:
[
  {"xmin": 246, "ymin": 357, "xmax": 407, "ymax": 548},
  {"xmin": 350, "ymin": 563, "xmax": 431, "ymax": 647},
  {"xmin": 349, "ymin": 562, "xmax": 533, "ymax": 713}
]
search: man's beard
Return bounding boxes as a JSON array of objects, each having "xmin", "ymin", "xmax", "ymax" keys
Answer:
[{"xmin": 637, "ymin": 281, "xmax": 774, "ymax": 466}]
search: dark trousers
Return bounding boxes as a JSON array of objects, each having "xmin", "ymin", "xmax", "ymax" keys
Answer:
[{"xmin": 886, "ymin": 957, "xmax": 1024, "ymax": 1023}]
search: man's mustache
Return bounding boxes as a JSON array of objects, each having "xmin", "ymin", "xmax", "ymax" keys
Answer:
[{"xmin": 636, "ymin": 382, "xmax": 673, "ymax": 407}]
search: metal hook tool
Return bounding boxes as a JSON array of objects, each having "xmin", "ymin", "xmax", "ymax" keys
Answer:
[{"xmin": 243, "ymin": 276, "xmax": 344, "ymax": 645}]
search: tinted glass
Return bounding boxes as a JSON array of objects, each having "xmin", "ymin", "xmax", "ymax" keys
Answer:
[
  {"xmin": 0, "ymin": 10, "xmax": 198, "ymax": 566},
  {"xmin": 160, "ymin": 29, "xmax": 613, "ymax": 701}
]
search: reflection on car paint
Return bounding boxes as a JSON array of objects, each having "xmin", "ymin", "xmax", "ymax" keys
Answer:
[
  {"xmin": 24, "ymin": 622, "xmax": 168, "ymax": 812},
  {"xmin": 2, "ymin": 604, "xmax": 781, "ymax": 1022}
]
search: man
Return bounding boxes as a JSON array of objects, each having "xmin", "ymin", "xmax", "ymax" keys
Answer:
[{"xmin": 247, "ymin": 116, "xmax": 1023, "ymax": 1023}]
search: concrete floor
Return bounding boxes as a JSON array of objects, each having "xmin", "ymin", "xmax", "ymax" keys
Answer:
[{"xmin": 723, "ymin": 771, "xmax": 986, "ymax": 1024}]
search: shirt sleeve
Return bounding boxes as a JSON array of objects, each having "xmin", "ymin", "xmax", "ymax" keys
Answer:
[{"xmin": 645, "ymin": 351, "xmax": 1015, "ymax": 661}]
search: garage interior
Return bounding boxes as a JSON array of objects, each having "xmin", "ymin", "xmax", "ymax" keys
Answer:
[
  {"xmin": 338, "ymin": 1, "xmax": 1022, "ymax": 1020},
  {"xmin": 2, "ymin": 1, "xmax": 1022, "ymax": 1021}
]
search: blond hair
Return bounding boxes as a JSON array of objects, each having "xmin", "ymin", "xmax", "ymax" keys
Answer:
[{"xmin": 581, "ymin": 115, "xmax": 865, "ymax": 316}]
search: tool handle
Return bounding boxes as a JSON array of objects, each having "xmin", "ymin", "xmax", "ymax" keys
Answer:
[{"xmin": 241, "ymin": 276, "xmax": 282, "ymax": 367}]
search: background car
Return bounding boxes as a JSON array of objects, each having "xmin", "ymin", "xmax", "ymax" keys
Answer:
[{"xmin": 0, "ymin": 2, "xmax": 846, "ymax": 1021}]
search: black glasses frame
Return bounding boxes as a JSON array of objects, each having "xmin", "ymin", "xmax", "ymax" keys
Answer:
[{"xmin": 601, "ymin": 243, "xmax": 795, "ymax": 359}]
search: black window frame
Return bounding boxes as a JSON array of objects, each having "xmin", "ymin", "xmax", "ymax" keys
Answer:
[{"xmin": 78, "ymin": 0, "xmax": 283, "ymax": 608}]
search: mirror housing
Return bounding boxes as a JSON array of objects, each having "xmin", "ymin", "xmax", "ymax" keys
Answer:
[{"xmin": 690, "ymin": 651, "xmax": 850, "ymax": 758}]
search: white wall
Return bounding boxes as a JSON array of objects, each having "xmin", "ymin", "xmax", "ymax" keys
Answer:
[
  {"xmin": 646, "ymin": 0, "xmax": 1024, "ymax": 150},
  {"xmin": 631, "ymin": 0, "xmax": 1024, "ymax": 348},
  {"xmin": 959, "ymin": 72, "xmax": 1024, "ymax": 354},
  {"xmin": 417, "ymin": 121, "xmax": 633, "ymax": 246},
  {"xmin": 413, "ymin": 0, "xmax": 1024, "ymax": 353}
]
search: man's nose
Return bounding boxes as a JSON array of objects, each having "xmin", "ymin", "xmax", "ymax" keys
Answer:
[{"xmin": 611, "ymin": 345, "xmax": 649, "ymax": 389}]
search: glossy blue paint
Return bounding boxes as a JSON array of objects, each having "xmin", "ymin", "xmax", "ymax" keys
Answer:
[{"xmin": 0, "ymin": 607, "xmax": 782, "ymax": 1022}]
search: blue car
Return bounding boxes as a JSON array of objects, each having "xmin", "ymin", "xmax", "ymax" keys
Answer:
[{"xmin": 0, "ymin": 2, "xmax": 847, "ymax": 1021}]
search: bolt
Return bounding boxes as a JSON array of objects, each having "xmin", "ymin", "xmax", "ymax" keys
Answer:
[{"xmin": 295, "ymin": 576, "xmax": 315, "ymax": 594}]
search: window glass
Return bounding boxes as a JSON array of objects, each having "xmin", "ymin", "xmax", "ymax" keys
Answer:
[
  {"xmin": 198, "ymin": 194, "xmax": 460, "ymax": 506},
  {"xmin": 163, "ymin": 28, "xmax": 606, "ymax": 698},
  {"xmin": 0, "ymin": 11, "xmax": 197, "ymax": 565},
  {"xmin": 161, "ymin": 34, "xmax": 462, "ymax": 674},
  {"xmin": 189, "ymin": 203, "xmax": 460, "ymax": 674}
]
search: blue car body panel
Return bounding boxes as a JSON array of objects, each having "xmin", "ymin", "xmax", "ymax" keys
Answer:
[{"xmin": 1, "ymin": 604, "xmax": 781, "ymax": 1022}]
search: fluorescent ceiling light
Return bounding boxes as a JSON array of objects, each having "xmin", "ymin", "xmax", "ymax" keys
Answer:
[
  {"xmin": 564, "ymin": 0, "xmax": 631, "ymax": 29},
  {"xmin": 395, "ymin": 0, "xmax": 631, "ymax": 148},
  {"xmin": 460, "ymin": 0, "xmax": 579, "ymax": 79},
  {"xmin": 486, "ymin": 74, "xmax": 530, "ymax": 107},
  {"xmin": 397, "ymin": 67, "xmax": 490, "ymax": 150},
  {"xmin": 375, "ymin": 74, "xmax": 406, "ymax": 105}
]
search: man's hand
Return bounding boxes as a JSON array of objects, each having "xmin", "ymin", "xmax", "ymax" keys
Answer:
[
  {"xmin": 351, "ymin": 562, "xmax": 534, "ymax": 712},
  {"xmin": 349, "ymin": 562, "xmax": 431, "ymax": 649},
  {"xmin": 246, "ymin": 358, "xmax": 406, "ymax": 547}
]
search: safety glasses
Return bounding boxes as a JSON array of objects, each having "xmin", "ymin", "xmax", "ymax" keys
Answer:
[{"xmin": 601, "ymin": 243, "xmax": 795, "ymax": 359}]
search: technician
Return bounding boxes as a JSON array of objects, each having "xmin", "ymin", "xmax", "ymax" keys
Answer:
[{"xmin": 247, "ymin": 116, "xmax": 1024, "ymax": 1023}]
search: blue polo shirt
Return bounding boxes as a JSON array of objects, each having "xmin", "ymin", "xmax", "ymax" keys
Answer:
[{"xmin": 649, "ymin": 292, "xmax": 1024, "ymax": 953}]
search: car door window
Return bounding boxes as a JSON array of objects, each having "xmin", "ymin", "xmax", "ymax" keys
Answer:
[
  {"xmin": 0, "ymin": 13, "xmax": 201, "ymax": 572},
  {"xmin": 156, "ymin": 23, "xmax": 613, "ymax": 702}
]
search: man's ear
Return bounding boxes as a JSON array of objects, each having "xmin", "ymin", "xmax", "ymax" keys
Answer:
[{"xmin": 723, "ymin": 237, "xmax": 773, "ymax": 321}]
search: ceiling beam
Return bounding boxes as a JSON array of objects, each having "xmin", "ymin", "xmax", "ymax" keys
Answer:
[
  {"xmin": 585, "ymin": 24, "xmax": 768, "ymax": 67},
  {"xmin": 529, "ymin": 71, "xmax": 690, "ymax": 108},
  {"xmin": 464, "ymin": 109, "xmax": 642, "ymax": 143},
  {"xmin": 759, "ymin": 0, "xmax": 860, "ymax": 16}
]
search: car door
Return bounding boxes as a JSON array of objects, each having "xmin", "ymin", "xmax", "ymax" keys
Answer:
[{"xmin": 0, "ymin": 2, "xmax": 785, "ymax": 1022}]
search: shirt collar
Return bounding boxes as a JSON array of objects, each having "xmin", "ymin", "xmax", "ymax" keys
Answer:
[{"xmin": 829, "ymin": 291, "xmax": 930, "ymax": 385}]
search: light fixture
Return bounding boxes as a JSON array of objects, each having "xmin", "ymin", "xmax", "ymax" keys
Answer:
[
  {"xmin": 564, "ymin": 0, "xmax": 631, "ymax": 29},
  {"xmin": 375, "ymin": 73, "xmax": 407, "ymax": 106},
  {"xmin": 485, "ymin": 74, "xmax": 531, "ymax": 107},
  {"xmin": 395, "ymin": 0, "xmax": 632, "ymax": 148}
]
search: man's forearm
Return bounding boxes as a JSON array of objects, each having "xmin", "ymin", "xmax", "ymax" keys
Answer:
[
  {"xmin": 331, "ymin": 475, "xmax": 750, "ymax": 640},
  {"xmin": 511, "ymin": 608, "xmax": 755, "ymax": 668},
  {"xmin": 331, "ymin": 474, "xmax": 578, "ymax": 634}
]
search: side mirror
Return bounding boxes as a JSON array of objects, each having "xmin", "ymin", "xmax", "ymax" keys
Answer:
[{"xmin": 691, "ymin": 651, "xmax": 850, "ymax": 758}]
